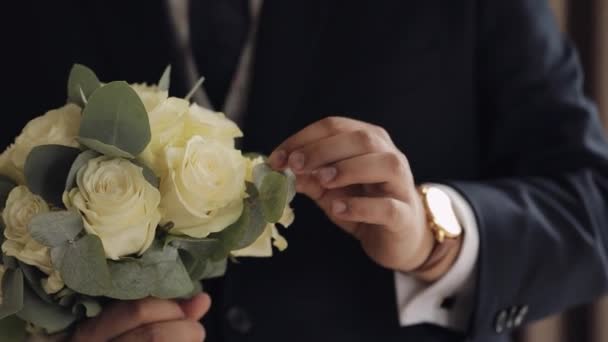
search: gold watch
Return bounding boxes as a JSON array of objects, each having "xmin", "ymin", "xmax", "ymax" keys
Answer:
[{"xmin": 417, "ymin": 185, "xmax": 463, "ymax": 243}]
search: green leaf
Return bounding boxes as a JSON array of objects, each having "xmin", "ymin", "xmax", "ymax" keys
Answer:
[
  {"xmin": 0, "ymin": 269, "xmax": 24, "ymax": 319},
  {"xmin": 158, "ymin": 65, "xmax": 171, "ymax": 92},
  {"xmin": 106, "ymin": 242, "xmax": 193, "ymax": 300},
  {"xmin": 65, "ymin": 150, "xmax": 100, "ymax": 191},
  {"xmin": 76, "ymin": 138, "xmax": 134, "ymax": 158},
  {"xmin": 167, "ymin": 236, "xmax": 221, "ymax": 261},
  {"xmin": 200, "ymin": 258, "xmax": 227, "ymax": 280},
  {"xmin": 0, "ymin": 176, "xmax": 16, "ymax": 209},
  {"xmin": 259, "ymin": 171, "xmax": 288, "ymax": 223},
  {"xmin": 1, "ymin": 255, "xmax": 17, "ymax": 269},
  {"xmin": 132, "ymin": 160, "xmax": 160, "ymax": 188},
  {"xmin": 28, "ymin": 211, "xmax": 84, "ymax": 247},
  {"xmin": 24, "ymin": 145, "xmax": 81, "ymax": 207},
  {"xmin": 54, "ymin": 235, "xmax": 112, "ymax": 296},
  {"xmin": 0, "ymin": 315, "xmax": 26, "ymax": 341},
  {"xmin": 17, "ymin": 280, "xmax": 76, "ymax": 334},
  {"xmin": 67, "ymin": 64, "xmax": 101, "ymax": 107},
  {"xmin": 209, "ymin": 185, "xmax": 267, "ymax": 256},
  {"xmin": 79, "ymin": 81, "xmax": 151, "ymax": 158},
  {"xmin": 72, "ymin": 297, "xmax": 102, "ymax": 318},
  {"xmin": 18, "ymin": 262, "xmax": 54, "ymax": 304},
  {"xmin": 284, "ymin": 168, "xmax": 296, "ymax": 203}
]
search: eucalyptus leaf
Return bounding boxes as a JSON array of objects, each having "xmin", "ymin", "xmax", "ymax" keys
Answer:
[
  {"xmin": 259, "ymin": 171, "xmax": 288, "ymax": 223},
  {"xmin": 0, "ymin": 176, "xmax": 16, "ymax": 209},
  {"xmin": 2, "ymin": 255, "xmax": 17, "ymax": 269},
  {"xmin": 28, "ymin": 211, "xmax": 84, "ymax": 247},
  {"xmin": 200, "ymin": 258, "xmax": 227, "ymax": 280},
  {"xmin": 17, "ymin": 280, "xmax": 76, "ymax": 334},
  {"xmin": 132, "ymin": 160, "xmax": 160, "ymax": 188},
  {"xmin": 24, "ymin": 145, "xmax": 81, "ymax": 207},
  {"xmin": 0, "ymin": 315, "xmax": 26, "ymax": 341},
  {"xmin": 67, "ymin": 64, "xmax": 101, "ymax": 107},
  {"xmin": 65, "ymin": 150, "xmax": 100, "ymax": 191},
  {"xmin": 79, "ymin": 81, "xmax": 151, "ymax": 158},
  {"xmin": 0, "ymin": 269, "xmax": 24, "ymax": 319},
  {"xmin": 284, "ymin": 168, "xmax": 296, "ymax": 203},
  {"xmin": 18, "ymin": 262, "xmax": 54, "ymax": 304},
  {"xmin": 77, "ymin": 138, "xmax": 134, "ymax": 158},
  {"xmin": 252, "ymin": 163, "xmax": 272, "ymax": 189},
  {"xmin": 210, "ymin": 185, "xmax": 267, "ymax": 256},
  {"xmin": 158, "ymin": 65, "xmax": 171, "ymax": 92},
  {"xmin": 106, "ymin": 242, "xmax": 193, "ymax": 300},
  {"xmin": 55, "ymin": 235, "xmax": 112, "ymax": 296},
  {"xmin": 167, "ymin": 236, "xmax": 221, "ymax": 261},
  {"xmin": 72, "ymin": 297, "xmax": 102, "ymax": 318},
  {"xmin": 178, "ymin": 250, "xmax": 206, "ymax": 280}
]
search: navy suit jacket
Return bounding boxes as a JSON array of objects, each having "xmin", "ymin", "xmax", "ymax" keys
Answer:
[{"xmin": 5, "ymin": 0, "xmax": 608, "ymax": 341}]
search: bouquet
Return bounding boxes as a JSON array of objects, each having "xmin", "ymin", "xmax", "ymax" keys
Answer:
[{"xmin": 0, "ymin": 65, "xmax": 295, "ymax": 339}]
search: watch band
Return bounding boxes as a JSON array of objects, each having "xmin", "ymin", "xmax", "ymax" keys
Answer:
[{"xmin": 412, "ymin": 237, "xmax": 460, "ymax": 274}]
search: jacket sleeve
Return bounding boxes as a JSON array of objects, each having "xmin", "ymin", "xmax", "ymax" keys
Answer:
[{"xmin": 448, "ymin": 0, "xmax": 608, "ymax": 339}]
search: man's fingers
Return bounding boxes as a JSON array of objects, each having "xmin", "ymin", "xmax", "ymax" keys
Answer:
[
  {"xmin": 73, "ymin": 298, "xmax": 185, "ymax": 341},
  {"xmin": 284, "ymin": 130, "xmax": 391, "ymax": 174},
  {"xmin": 269, "ymin": 116, "xmax": 381, "ymax": 168},
  {"xmin": 111, "ymin": 320, "xmax": 206, "ymax": 342},
  {"xmin": 178, "ymin": 292, "xmax": 212, "ymax": 321},
  {"xmin": 313, "ymin": 152, "xmax": 410, "ymax": 196},
  {"xmin": 330, "ymin": 196, "xmax": 406, "ymax": 231}
]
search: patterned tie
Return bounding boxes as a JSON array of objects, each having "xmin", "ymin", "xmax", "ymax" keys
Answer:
[{"xmin": 189, "ymin": 0, "xmax": 251, "ymax": 110}]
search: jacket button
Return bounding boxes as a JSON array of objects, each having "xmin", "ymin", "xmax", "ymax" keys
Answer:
[
  {"xmin": 494, "ymin": 309, "xmax": 508, "ymax": 333},
  {"xmin": 513, "ymin": 305, "xmax": 529, "ymax": 327},
  {"xmin": 226, "ymin": 306, "xmax": 253, "ymax": 334}
]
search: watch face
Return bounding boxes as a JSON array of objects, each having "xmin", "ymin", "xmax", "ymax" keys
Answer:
[{"xmin": 425, "ymin": 187, "xmax": 463, "ymax": 237}]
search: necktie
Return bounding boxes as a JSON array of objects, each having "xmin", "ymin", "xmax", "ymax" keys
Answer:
[{"xmin": 189, "ymin": 0, "xmax": 250, "ymax": 110}]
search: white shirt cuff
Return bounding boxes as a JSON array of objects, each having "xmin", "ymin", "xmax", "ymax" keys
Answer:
[{"xmin": 394, "ymin": 184, "xmax": 479, "ymax": 331}]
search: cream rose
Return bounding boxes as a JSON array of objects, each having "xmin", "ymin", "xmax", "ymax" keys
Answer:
[
  {"xmin": 64, "ymin": 156, "xmax": 161, "ymax": 260},
  {"xmin": 131, "ymin": 83, "xmax": 168, "ymax": 112},
  {"xmin": 0, "ymin": 104, "xmax": 81, "ymax": 185},
  {"xmin": 185, "ymin": 103, "xmax": 243, "ymax": 146},
  {"xmin": 139, "ymin": 97, "xmax": 190, "ymax": 175},
  {"xmin": 161, "ymin": 136, "xmax": 246, "ymax": 238},
  {"xmin": 140, "ymin": 100, "xmax": 243, "ymax": 175},
  {"xmin": 1, "ymin": 186, "xmax": 64, "ymax": 293}
]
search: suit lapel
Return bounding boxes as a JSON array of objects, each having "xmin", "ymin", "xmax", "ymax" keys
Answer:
[{"xmin": 242, "ymin": 0, "xmax": 330, "ymax": 152}]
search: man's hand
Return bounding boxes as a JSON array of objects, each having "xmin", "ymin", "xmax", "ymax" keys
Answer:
[
  {"xmin": 70, "ymin": 293, "xmax": 211, "ymax": 342},
  {"xmin": 269, "ymin": 116, "xmax": 435, "ymax": 273}
]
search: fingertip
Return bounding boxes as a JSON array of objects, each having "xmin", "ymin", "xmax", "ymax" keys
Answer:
[
  {"xmin": 269, "ymin": 150, "xmax": 287, "ymax": 169},
  {"xmin": 179, "ymin": 292, "xmax": 212, "ymax": 321}
]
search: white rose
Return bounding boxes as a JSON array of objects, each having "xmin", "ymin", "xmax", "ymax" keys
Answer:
[
  {"xmin": 185, "ymin": 103, "xmax": 243, "ymax": 146},
  {"xmin": 232, "ymin": 206, "xmax": 293, "ymax": 257},
  {"xmin": 1, "ymin": 104, "xmax": 81, "ymax": 185},
  {"xmin": 64, "ymin": 156, "xmax": 162, "ymax": 260},
  {"xmin": 139, "ymin": 97, "xmax": 190, "ymax": 175},
  {"xmin": 131, "ymin": 83, "xmax": 168, "ymax": 112},
  {"xmin": 1, "ymin": 186, "xmax": 64, "ymax": 293},
  {"xmin": 161, "ymin": 136, "xmax": 246, "ymax": 238}
]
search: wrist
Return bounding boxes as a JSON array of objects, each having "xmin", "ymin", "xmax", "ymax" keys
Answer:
[{"xmin": 413, "ymin": 235, "xmax": 463, "ymax": 282}]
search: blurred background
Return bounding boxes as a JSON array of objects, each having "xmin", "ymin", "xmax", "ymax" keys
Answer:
[{"xmin": 514, "ymin": 0, "xmax": 608, "ymax": 341}]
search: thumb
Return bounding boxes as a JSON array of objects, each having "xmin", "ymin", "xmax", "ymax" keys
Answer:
[{"xmin": 178, "ymin": 292, "xmax": 212, "ymax": 321}]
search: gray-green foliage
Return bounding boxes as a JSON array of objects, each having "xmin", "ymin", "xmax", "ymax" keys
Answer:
[
  {"xmin": 67, "ymin": 64, "xmax": 101, "ymax": 107},
  {"xmin": 24, "ymin": 145, "xmax": 81, "ymax": 207},
  {"xmin": 79, "ymin": 81, "xmax": 151, "ymax": 158}
]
